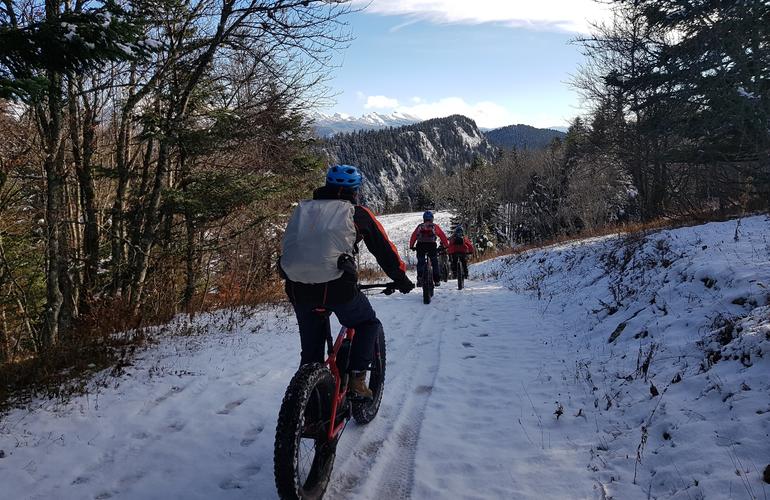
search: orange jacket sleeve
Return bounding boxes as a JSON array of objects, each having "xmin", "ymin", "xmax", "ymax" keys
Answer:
[
  {"xmin": 355, "ymin": 206, "xmax": 408, "ymax": 279},
  {"xmin": 409, "ymin": 225, "xmax": 419, "ymax": 248},
  {"xmin": 435, "ymin": 225, "xmax": 450, "ymax": 247}
]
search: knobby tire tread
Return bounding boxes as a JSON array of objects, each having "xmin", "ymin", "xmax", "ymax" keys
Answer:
[{"xmin": 274, "ymin": 363, "xmax": 336, "ymax": 500}]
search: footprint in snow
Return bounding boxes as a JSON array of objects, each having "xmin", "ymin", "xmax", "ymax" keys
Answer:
[
  {"xmin": 217, "ymin": 398, "xmax": 246, "ymax": 415},
  {"xmin": 118, "ymin": 470, "xmax": 146, "ymax": 487},
  {"xmin": 463, "ymin": 355, "xmax": 477, "ymax": 360},
  {"xmin": 219, "ymin": 464, "xmax": 262, "ymax": 490},
  {"xmin": 477, "ymin": 333, "xmax": 489, "ymax": 337},
  {"xmin": 462, "ymin": 342, "xmax": 474, "ymax": 348},
  {"xmin": 167, "ymin": 420, "xmax": 186, "ymax": 432},
  {"xmin": 240, "ymin": 425, "xmax": 264, "ymax": 447}
]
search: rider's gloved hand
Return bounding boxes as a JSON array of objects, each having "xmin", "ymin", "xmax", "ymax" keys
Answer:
[{"xmin": 397, "ymin": 278, "xmax": 415, "ymax": 294}]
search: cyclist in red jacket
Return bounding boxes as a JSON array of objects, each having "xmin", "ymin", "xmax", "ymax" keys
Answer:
[
  {"xmin": 409, "ymin": 211, "xmax": 449, "ymax": 286},
  {"xmin": 447, "ymin": 226, "xmax": 475, "ymax": 279}
]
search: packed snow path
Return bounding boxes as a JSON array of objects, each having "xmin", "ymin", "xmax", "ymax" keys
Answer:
[{"xmin": 0, "ymin": 278, "xmax": 598, "ymax": 499}]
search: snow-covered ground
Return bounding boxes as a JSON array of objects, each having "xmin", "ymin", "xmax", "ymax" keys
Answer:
[{"xmin": 1, "ymin": 214, "xmax": 768, "ymax": 499}]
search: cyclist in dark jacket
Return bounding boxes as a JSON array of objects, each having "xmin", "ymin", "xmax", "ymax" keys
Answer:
[
  {"xmin": 447, "ymin": 225, "xmax": 475, "ymax": 279},
  {"xmin": 280, "ymin": 165, "xmax": 414, "ymax": 398},
  {"xmin": 409, "ymin": 211, "xmax": 449, "ymax": 286}
]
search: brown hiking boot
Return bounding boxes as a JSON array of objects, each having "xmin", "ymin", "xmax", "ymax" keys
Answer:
[{"xmin": 349, "ymin": 371, "xmax": 373, "ymax": 399}]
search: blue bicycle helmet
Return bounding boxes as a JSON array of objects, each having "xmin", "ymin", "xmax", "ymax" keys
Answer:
[
  {"xmin": 453, "ymin": 225, "xmax": 464, "ymax": 235},
  {"xmin": 326, "ymin": 164, "xmax": 362, "ymax": 189},
  {"xmin": 423, "ymin": 210, "xmax": 434, "ymax": 221}
]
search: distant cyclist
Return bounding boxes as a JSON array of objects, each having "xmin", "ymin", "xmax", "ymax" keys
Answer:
[
  {"xmin": 279, "ymin": 165, "xmax": 414, "ymax": 398},
  {"xmin": 447, "ymin": 225, "xmax": 475, "ymax": 279},
  {"xmin": 409, "ymin": 211, "xmax": 449, "ymax": 287}
]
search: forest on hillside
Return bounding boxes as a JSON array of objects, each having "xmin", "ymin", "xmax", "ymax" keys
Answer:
[
  {"xmin": 321, "ymin": 115, "xmax": 497, "ymax": 211},
  {"xmin": 483, "ymin": 124, "xmax": 566, "ymax": 150}
]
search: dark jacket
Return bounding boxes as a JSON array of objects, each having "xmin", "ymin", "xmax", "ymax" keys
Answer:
[{"xmin": 282, "ymin": 186, "xmax": 408, "ymax": 305}]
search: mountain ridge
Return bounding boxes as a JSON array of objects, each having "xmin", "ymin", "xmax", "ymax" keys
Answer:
[
  {"xmin": 483, "ymin": 123, "xmax": 567, "ymax": 150},
  {"xmin": 309, "ymin": 111, "xmax": 421, "ymax": 137},
  {"xmin": 320, "ymin": 114, "xmax": 498, "ymax": 212}
]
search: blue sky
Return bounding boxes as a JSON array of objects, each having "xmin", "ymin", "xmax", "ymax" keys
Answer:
[{"xmin": 320, "ymin": 0, "xmax": 611, "ymax": 129}]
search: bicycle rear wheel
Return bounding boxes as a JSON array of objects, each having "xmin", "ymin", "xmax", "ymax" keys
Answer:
[
  {"xmin": 423, "ymin": 260, "xmax": 433, "ymax": 304},
  {"xmin": 352, "ymin": 327, "xmax": 386, "ymax": 424},
  {"xmin": 274, "ymin": 363, "xmax": 336, "ymax": 500}
]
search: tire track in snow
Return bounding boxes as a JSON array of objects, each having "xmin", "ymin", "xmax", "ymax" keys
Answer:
[{"xmin": 326, "ymin": 290, "xmax": 452, "ymax": 499}]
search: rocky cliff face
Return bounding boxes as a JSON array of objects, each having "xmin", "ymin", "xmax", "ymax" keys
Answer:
[{"xmin": 321, "ymin": 115, "xmax": 498, "ymax": 212}]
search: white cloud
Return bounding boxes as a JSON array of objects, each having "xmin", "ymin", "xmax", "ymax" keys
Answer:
[
  {"xmin": 364, "ymin": 95, "xmax": 401, "ymax": 109},
  {"xmin": 395, "ymin": 96, "xmax": 517, "ymax": 129},
  {"xmin": 352, "ymin": 0, "xmax": 610, "ymax": 34}
]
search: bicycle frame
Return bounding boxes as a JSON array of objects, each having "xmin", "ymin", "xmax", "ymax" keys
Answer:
[
  {"xmin": 311, "ymin": 282, "xmax": 395, "ymax": 442},
  {"xmin": 324, "ymin": 323, "xmax": 355, "ymax": 442}
]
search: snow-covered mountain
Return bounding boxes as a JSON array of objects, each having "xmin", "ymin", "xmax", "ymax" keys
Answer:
[
  {"xmin": 308, "ymin": 111, "xmax": 421, "ymax": 137},
  {"xmin": 320, "ymin": 115, "xmax": 498, "ymax": 212}
]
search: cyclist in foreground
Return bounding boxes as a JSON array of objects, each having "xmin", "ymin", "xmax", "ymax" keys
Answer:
[
  {"xmin": 279, "ymin": 164, "xmax": 414, "ymax": 399},
  {"xmin": 409, "ymin": 210, "xmax": 449, "ymax": 287}
]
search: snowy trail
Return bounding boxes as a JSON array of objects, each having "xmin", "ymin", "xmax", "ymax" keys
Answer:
[
  {"xmin": 0, "ymin": 277, "xmax": 599, "ymax": 500},
  {"xmin": 324, "ymin": 278, "xmax": 596, "ymax": 500}
]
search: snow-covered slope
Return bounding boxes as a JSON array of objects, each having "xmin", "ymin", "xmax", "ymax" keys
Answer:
[
  {"xmin": 323, "ymin": 115, "xmax": 498, "ymax": 211},
  {"xmin": 1, "ymin": 215, "xmax": 767, "ymax": 500},
  {"xmin": 357, "ymin": 210, "xmax": 453, "ymax": 269},
  {"xmin": 475, "ymin": 215, "xmax": 770, "ymax": 499}
]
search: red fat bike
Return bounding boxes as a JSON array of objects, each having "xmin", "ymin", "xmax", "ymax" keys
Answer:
[{"xmin": 273, "ymin": 283, "xmax": 396, "ymax": 500}]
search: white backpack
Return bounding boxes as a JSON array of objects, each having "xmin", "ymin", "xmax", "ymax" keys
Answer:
[{"xmin": 280, "ymin": 199, "xmax": 356, "ymax": 284}]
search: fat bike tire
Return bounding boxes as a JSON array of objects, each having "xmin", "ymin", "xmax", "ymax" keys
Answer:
[{"xmin": 274, "ymin": 363, "xmax": 336, "ymax": 500}]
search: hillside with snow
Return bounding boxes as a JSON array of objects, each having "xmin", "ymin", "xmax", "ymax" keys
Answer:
[
  {"xmin": 1, "ymin": 214, "xmax": 768, "ymax": 499},
  {"xmin": 475, "ymin": 215, "xmax": 770, "ymax": 499},
  {"xmin": 322, "ymin": 115, "xmax": 498, "ymax": 211}
]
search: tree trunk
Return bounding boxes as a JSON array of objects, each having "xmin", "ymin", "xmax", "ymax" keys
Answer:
[
  {"xmin": 41, "ymin": 99, "xmax": 65, "ymax": 347},
  {"xmin": 183, "ymin": 213, "xmax": 197, "ymax": 311},
  {"xmin": 69, "ymin": 78, "xmax": 100, "ymax": 311},
  {"xmin": 129, "ymin": 139, "xmax": 170, "ymax": 313}
]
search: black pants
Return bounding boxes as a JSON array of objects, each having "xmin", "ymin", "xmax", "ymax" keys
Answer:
[
  {"xmin": 451, "ymin": 253, "xmax": 468, "ymax": 278},
  {"xmin": 416, "ymin": 242, "xmax": 440, "ymax": 283},
  {"xmin": 292, "ymin": 290, "xmax": 383, "ymax": 371}
]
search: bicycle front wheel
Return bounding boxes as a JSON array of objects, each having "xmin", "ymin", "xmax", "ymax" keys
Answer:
[{"xmin": 274, "ymin": 363, "xmax": 336, "ymax": 500}]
